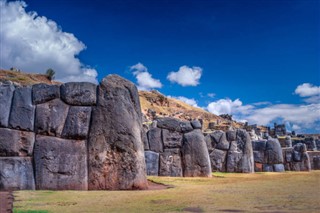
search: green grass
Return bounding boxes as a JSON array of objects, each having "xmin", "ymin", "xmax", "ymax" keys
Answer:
[{"xmin": 13, "ymin": 171, "xmax": 320, "ymax": 213}]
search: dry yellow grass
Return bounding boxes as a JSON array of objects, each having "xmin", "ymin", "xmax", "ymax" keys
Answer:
[{"xmin": 13, "ymin": 171, "xmax": 320, "ymax": 213}]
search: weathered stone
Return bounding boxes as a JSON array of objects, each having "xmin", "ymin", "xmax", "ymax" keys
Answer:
[
  {"xmin": 209, "ymin": 149, "xmax": 227, "ymax": 172},
  {"xmin": 285, "ymin": 136, "xmax": 292, "ymax": 147},
  {"xmin": 62, "ymin": 106, "xmax": 91, "ymax": 139},
  {"xmin": 148, "ymin": 128, "xmax": 163, "ymax": 152},
  {"xmin": 9, "ymin": 87, "xmax": 35, "ymax": 131},
  {"xmin": 234, "ymin": 129, "xmax": 254, "ymax": 173},
  {"xmin": 273, "ymin": 164, "xmax": 285, "ymax": 172},
  {"xmin": 35, "ymin": 99, "xmax": 69, "ymax": 137},
  {"xmin": 88, "ymin": 75, "xmax": 148, "ymax": 190},
  {"xmin": 32, "ymin": 83, "xmax": 60, "ymax": 104},
  {"xmin": 263, "ymin": 164, "xmax": 273, "ymax": 172},
  {"xmin": 191, "ymin": 120, "xmax": 202, "ymax": 129},
  {"xmin": 283, "ymin": 147, "xmax": 293, "ymax": 163},
  {"xmin": 293, "ymin": 150, "xmax": 302, "ymax": 162},
  {"xmin": 145, "ymin": 151, "xmax": 159, "ymax": 176},
  {"xmin": 308, "ymin": 151, "xmax": 320, "ymax": 170},
  {"xmin": 34, "ymin": 135, "xmax": 87, "ymax": 190},
  {"xmin": 265, "ymin": 139, "xmax": 283, "ymax": 164},
  {"xmin": 205, "ymin": 134, "xmax": 214, "ymax": 152},
  {"xmin": 0, "ymin": 128, "xmax": 34, "ymax": 157},
  {"xmin": 226, "ymin": 151, "xmax": 243, "ymax": 172},
  {"xmin": 304, "ymin": 137, "xmax": 317, "ymax": 151},
  {"xmin": 181, "ymin": 129, "xmax": 212, "ymax": 177},
  {"xmin": 226, "ymin": 130, "xmax": 236, "ymax": 141},
  {"xmin": 253, "ymin": 151, "xmax": 265, "ymax": 163},
  {"xmin": 0, "ymin": 157, "xmax": 35, "ymax": 190},
  {"xmin": 60, "ymin": 82, "xmax": 97, "ymax": 106},
  {"xmin": 180, "ymin": 121, "xmax": 193, "ymax": 133},
  {"xmin": 210, "ymin": 130, "xmax": 224, "ymax": 144},
  {"xmin": 0, "ymin": 83, "xmax": 15, "ymax": 127},
  {"xmin": 156, "ymin": 117, "xmax": 181, "ymax": 132},
  {"xmin": 215, "ymin": 131, "xmax": 230, "ymax": 150},
  {"xmin": 254, "ymin": 163, "xmax": 263, "ymax": 172},
  {"xmin": 252, "ymin": 140, "xmax": 267, "ymax": 152},
  {"xmin": 142, "ymin": 129, "xmax": 149, "ymax": 150},
  {"xmin": 159, "ymin": 148, "xmax": 183, "ymax": 177},
  {"xmin": 162, "ymin": 129, "xmax": 182, "ymax": 148}
]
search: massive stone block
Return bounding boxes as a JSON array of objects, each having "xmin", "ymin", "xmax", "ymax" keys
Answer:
[
  {"xmin": 34, "ymin": 135, "xmax": 87, "ymax": 190},
  {"xmin": 0, "ymin": 82, "xmax": 15, "ymax": 127},
  {"xmin": 148, "ymin": 128, "xmax": 163, "ymax": 153},
  {"xmin": 209, "ymin": 149, "xmax": 227, "ymax": 172},
  {"xmin": 159, "ymin": 148, "xmax": 183, "ymax": 177},
  {"xmin": 35, "ymin": 99, "xmax": 69, "ymax": 137},
  {"xmin": 162, "ymin": 129, "xmax": 183, "ymax": 148},
  {"xmin": 0, "ymin": 128, "xmax": 35, "ymax": 157},
  {"xmin": 227, "ymin": 151, "xmax": 243, "ymax": 172},
  {"xmin": 156, "ymin": 117, "xmax": 182, "ymax": 132},
  {"xmin": 60, "ymin": 82, "xmax": 97, "ymax": 106},
  {"xmin": 62, "ymin": 106, "xmax": 92, "ymax": 139},
  {"xmin": 234, "ymin": 129, "xmax": 254, "ymax": 173},
  {"xmin": 181, "ymin": 129, "xmax": 212, "ymax": 177},
  {"xmin": 265, "ymin": 139, "xmax": 284, "ymax": 164},
  {"xmin": 191, "ymin": 120, "xmax": 202, "ymax": 129},
  {"xmin": 0, "ymin": 157, "xmax": 35, "ymax": 190},
  {"xmin": 88, "ymin": 75, "xmax": 148, "ymax": 190},
  {"xmin": 9, "ymin": 87, "xmax": 35, "ymax": 131},
  {"xmin": 145, "ymin": 151, "xmax": 159, "ymax": 176},
  {"xmin": 32, "ymin": 83, "xmax": 60, "ymax": 104}
]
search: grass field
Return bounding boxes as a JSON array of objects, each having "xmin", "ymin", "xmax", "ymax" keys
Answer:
[{"xmin": 13, "ymin": 171, "xmax": 320, "ymax": 213}]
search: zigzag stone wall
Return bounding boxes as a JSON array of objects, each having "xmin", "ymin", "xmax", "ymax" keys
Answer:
[{"xmin": 0, "ymin": 75, "xmax": 148, "ymax": 191}]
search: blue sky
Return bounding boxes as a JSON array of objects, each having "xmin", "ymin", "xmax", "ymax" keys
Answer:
[{"xmin": 0, "ymin": 0, "xmax": 319, "ymax": 133}]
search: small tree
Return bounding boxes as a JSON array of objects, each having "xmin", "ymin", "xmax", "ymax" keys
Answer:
[{"xmin": 46, "ymin": 68, "xmax": 55, "ymax": 81}]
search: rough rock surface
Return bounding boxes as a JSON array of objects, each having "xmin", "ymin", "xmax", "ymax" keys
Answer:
[
  {"xmin": 0, "ymin": 128, "xmax": 35, "ymax": 157},
  {"xmin": 191, "ymin": 120, "xmax": 202, "ymax": 129},
  {"xmin": 60, "ymin": 82, "xmax": 97, "ymax": 106},
  {"xmin": 88, "ymin": 75, "xmax": 148, "ymax": 190},
  {"xmin": 181, "ymin": 129, "xmax": 212, "ymax": 177},
  {"xmin": 265, "ymin": 139, "xmax": 284, "ymax": 164},
  {"xmin": 148, "ymin": 128, "xmax": 163, "ymax": 153},
  {"xmin": 145, "ymin": 151, "xmax": 159, "ymax": 176},
  {"xmin": 9, "ymin": 87, "xmax": 35, "ymax": 131},
  {"xmin": 283, "ymin": 144, "xmax": 311, "ymax": 171},
  {"xmin": 159, "ymin": 148, "xmax": 183, "ymax": 177},
  {"xmin": 0, "ymin": 83, "xmax": 15, "ymax": 127},
  {"xmin": 162, "ymin": 129, "xmax": 183, "ymax": 148},
  {"xmin": 0, "ymin": 157, "xmax": 35, "ymax": 190},
  {"xmin": 209, "ymin": 149, "xmax": 227, "ymax": 172},
  {"xmin": 32, "ymin": 84, "xmax": 60, "ymax": 104},
  {"xmin": 62, "ymin": 106, "xmax": 92, "ymax": 139},
  {"xmin": 34, "ymin": 135, "xmax": 87, "ymax": 190},
  {"xmin": 35, "ymin": 99, "xmax": 69, "ymax": 137},
  {"xmin": 156, "ymin": 117, "xmax": 182, "ymax": 132}
]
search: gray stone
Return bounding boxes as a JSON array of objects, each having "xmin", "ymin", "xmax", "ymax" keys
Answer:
[
  {"xmin": 156, "ymin": 117, "xmax": 181, "ymax": 132},
  {"xmin": 313, "ymin": 156, "xmax": 320, "ymax": 170},
  {"xmin": 285, "ymin": 136, "xmax": 292, "ymax": 148},
  {"xmin": 191, "ymin": 120, "xmax": 202, "ymax": 129},
  {"xmin": 181, "ymin": 129, "xmax": 212, "ymax": 177},
  {"xmin": 263, "ymin": 164, "xmax": 273, "ymax": 172},
  {"xmin": 148, "ymin": 128, "xmax": 163, "ymax": 152},
  {"xmin": 283, "ymin": 148, "xmax": 293, "ymax": 163},
  {"xmin": 215, "ymin": 131, "xmax": 230, "ymax": 150},
  {"xmin": 253, "ymin": 151, "xmax": 265, "ymax": 163},
  {"xmin": 210, "ymin": 130, "xmax": 224, "ymax": 144},
  {"xmin": 145, "ymin": 151, "xmax": 159, "ymax": 176},
  {"xmin": 205, "ymin": 134, "xmax": 214, "ymax": 152},
  {"xmin": 32, "ymin": 83, "xmax": 60, "ymax": 104},
  {"xmin": 159, "ymin": 148, "xmax": 183, "ymax": 177},
  {"xmin": 162, "ymin": 129, "xmax": 183, "ymax": 148},
  {"xmin": 34, "ymin": 135, "xmax": 87, "ymax": 190},
  {"xmin": 273, "ymin": 164, "xmax": 285, "ymax": 172},
  {"xmin": 265, "ymin": 138, "xmax": 284, "ymax": 164},
  {"xmin": 0, "ymin": 128, "xmax": 35, "ymax": 157},
  {"xmin": 293, "ymin": 150, "xmax": 302, "ymax": 162},
  {"xmin": 60, "ymin": 82, "xmax": 97, "ymax": 106},
  {"xmin": 180, "ymin": 121, "xmax": 193, "ymax": 133},
  {"xmin": 9, "ymin": 87, "xmax": 35, "ymax": 131},
  {"xmin": 0, "ymin": 83, "xmax": 15, "ymax": 127},
  {"xmin": 142, "ymin": 129, "xmax": 149, "ymax": 150},
  {"xmin": 252, "ymin": 140, "xmax": 267, "ymax": 152},
  {"xmin": 226, "ymin": 130, "xmax": 236, "ymax": 141},
  {"xmin": 0, "ymin": 157, "xmax": 35, "ymax": 190},
  {"xmin": 88, "ymin": 75, "xmax": 148, "ymax": 190},
  {"xmin": 209, "ymin": 149, "xmax": 227, "ymax": 172},
  {"xmin": 35, "ymin": 99, "xmax": 69, "ymax": 137},
  {"xmin": 226, "ymin": 151, "xmax": 243, "ymax": 172},
  {"xmin": 62, "ymin": 106, "xmax": 92, "ymax": 139}
]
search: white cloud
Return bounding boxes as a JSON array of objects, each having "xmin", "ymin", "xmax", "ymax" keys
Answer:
[
  {"xmin": 167, "ymin": 65, "xmax": 202, "ymax": 86},
  {"xmin": 0, "ymin": 0, "xmax": 98, "ymax": 83},
  {"xmin": 168, "ymin": 95, "xmax": 199, "ymax": 107},
  {"xmin": 207, "ymin": 93, "xmax": 215, "ymax": 98},
  {"xmin": 130, "ymin": 63, "xmax": 162, "ymax": 91},
  {"xmin": 294, "ymin": 83, "xmax": 320, "ymax": 97},
  {"xmin": 207, "ymin": 98, "xmax": 253, "ymax": 115}
]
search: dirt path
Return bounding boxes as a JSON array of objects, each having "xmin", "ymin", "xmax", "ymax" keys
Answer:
[
  {"xmin": 147, "ymin": 180, "xmax": 172, "ymax": 190},
  {"xmin": 0, "ymin": 191, "xmax": 13, "ymax": 213}
]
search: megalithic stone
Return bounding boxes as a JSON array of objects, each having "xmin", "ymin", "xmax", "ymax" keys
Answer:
[{"xmin": 88, "ymin": 75, "xmax": 148, "ymax": 190}]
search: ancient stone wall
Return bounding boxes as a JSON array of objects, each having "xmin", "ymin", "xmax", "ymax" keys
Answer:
[{"xmin": 0, "ymin": 75, "xmax": 148, "ymax": 191}]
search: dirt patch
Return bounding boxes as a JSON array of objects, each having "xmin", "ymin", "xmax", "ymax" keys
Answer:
[
  {"xmin": 182, "ymin": 207, "xmax": 204, "ymax": 212},
  {"xmin": 0, "ymin": 191, "xmax": 13, "ymax": 213},
  {"xmin": 219, "ymin": 210, "xmax": 245, "ymax": 212},
  {"xmin": 147, "ymin": 180, "xmax": 172, "ymax": 190}
]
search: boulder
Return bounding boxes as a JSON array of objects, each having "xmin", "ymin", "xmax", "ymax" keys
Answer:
[
  {"xmin": 252, "ymin": 140, "xmax": 267, "ymax": 152},
  {"xmin": 254, "ymin": 163, "xmax": 263, "ymax": 172},
  {"xmin": 88, "ymin": 75, "xmax": 148, "ymax": 190},
  {"xmin": 283, "ymin": 147, "xmax": 293, "ymax": 162},
  {"xmin": 159, "ymin": 148, "xmax": 183, "ymax": 177},
  {"xmin": 34, "ymin": 99, "xmax": 69, "ymax": 137},
  {"xmin": 34, "ymin": 135, "xmax": 87, "ymax": 190},
  {"xmin": 60, "ymin": 82, "xmax": 97, "ymax": 106},
  {"xmin": 180, "ymin": 121, "xmax": 193, "ymax": 133},
  {"xmin": 0, "ymin": 83, "xmax": 15, "ymax": 127},
  {"xmin": 285, "ymin": 136, "xmax": 292, "ymax": 148},
  {"xmin": 253, "ymin": 151, "xmax": 265, "ymax": 163},
  {"xmin": 226, "ymin": 130, "xmax": 236, "ymax": 141},
  {"xmin": 263, "ymin": 164, "xmax": 273, "ymax": 172},
  {"xmin": 156, "ymin": 117, "xmax": 182, "ymax": 132},
  {"xmin": 62, "ymin": 106, "xmax": 92, "ymax": 139},
  {"xmin": 265, "ymin": 139, "xmax": 284, "ymax": 164},
  {"xmin": 205, "ymin": 134, "xmax": 214, "ymax": 152},
  {"xmin": 226, "ymin": 151, "xmax": 243, "ymax": 172},
  {"xmin": 209, "ymin": 149, "xmax": 227, "ymax": 172},
  {"xmin": 162, "ymin": 129, "xmax": 183, "ymax": 148},
  {"xmin": 32, "ymin": 83, "xmax": 60, "ymax": 104},
  {"xmin": 145, "ymin": 151, "xmax": 159, "ymax": 176},
  {"xmin": 0, "ymin": 157, "xmax": 35, "ymax": 190},
  {"xmin": 215, "ymin": 132, "xmax": 230, "ymax": 150},
  {"xmin": 234, "ymin": 129, "xmax": 254, "ymax": 173},
  {"xmin": 191, "ymin": 120, "xmax": 202, "ymax": 129},
  {"xmin": 273, "ymin": 164, "xmax": 285, "ymax": 172},
  {"xmin": 0, "ymin": 128, "xmax": 35, "ymax": 157},
  {"xmin": 9, "ymin": 87, "xmax": 35, "ymax": 131},
  {"xmin": 181, "ymin": 129, "xmax": 212, "ymax": 177},
  {"xmin": 148, "ymin": 128, "xmax": 163, "ymax": 153},
  {"xmin": 142, "ymin": 129, "xmax": 150, "ymax": 150}
]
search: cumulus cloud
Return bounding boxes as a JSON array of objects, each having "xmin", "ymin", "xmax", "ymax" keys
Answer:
[
  {"xmin": 168, "ymin": 95, "xmax": 199, "ymax": 107},
  {"xmin": 0, "ymin": 0, "xmax": 98, "ymax": 83},
  {"xmin": 207, "ymin": 98, "xmax": 253, "ymax": 115},
  {"xmin": 130, "ymin": 63, "xmax": 162, "ymax": 91},
  {"xmin": 167, "ymin": 65, "xmax": 202, "ymax": 86},
  {"xmin": 294, "ymin": 83, "xmax": 320, "ymax": 97}
]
